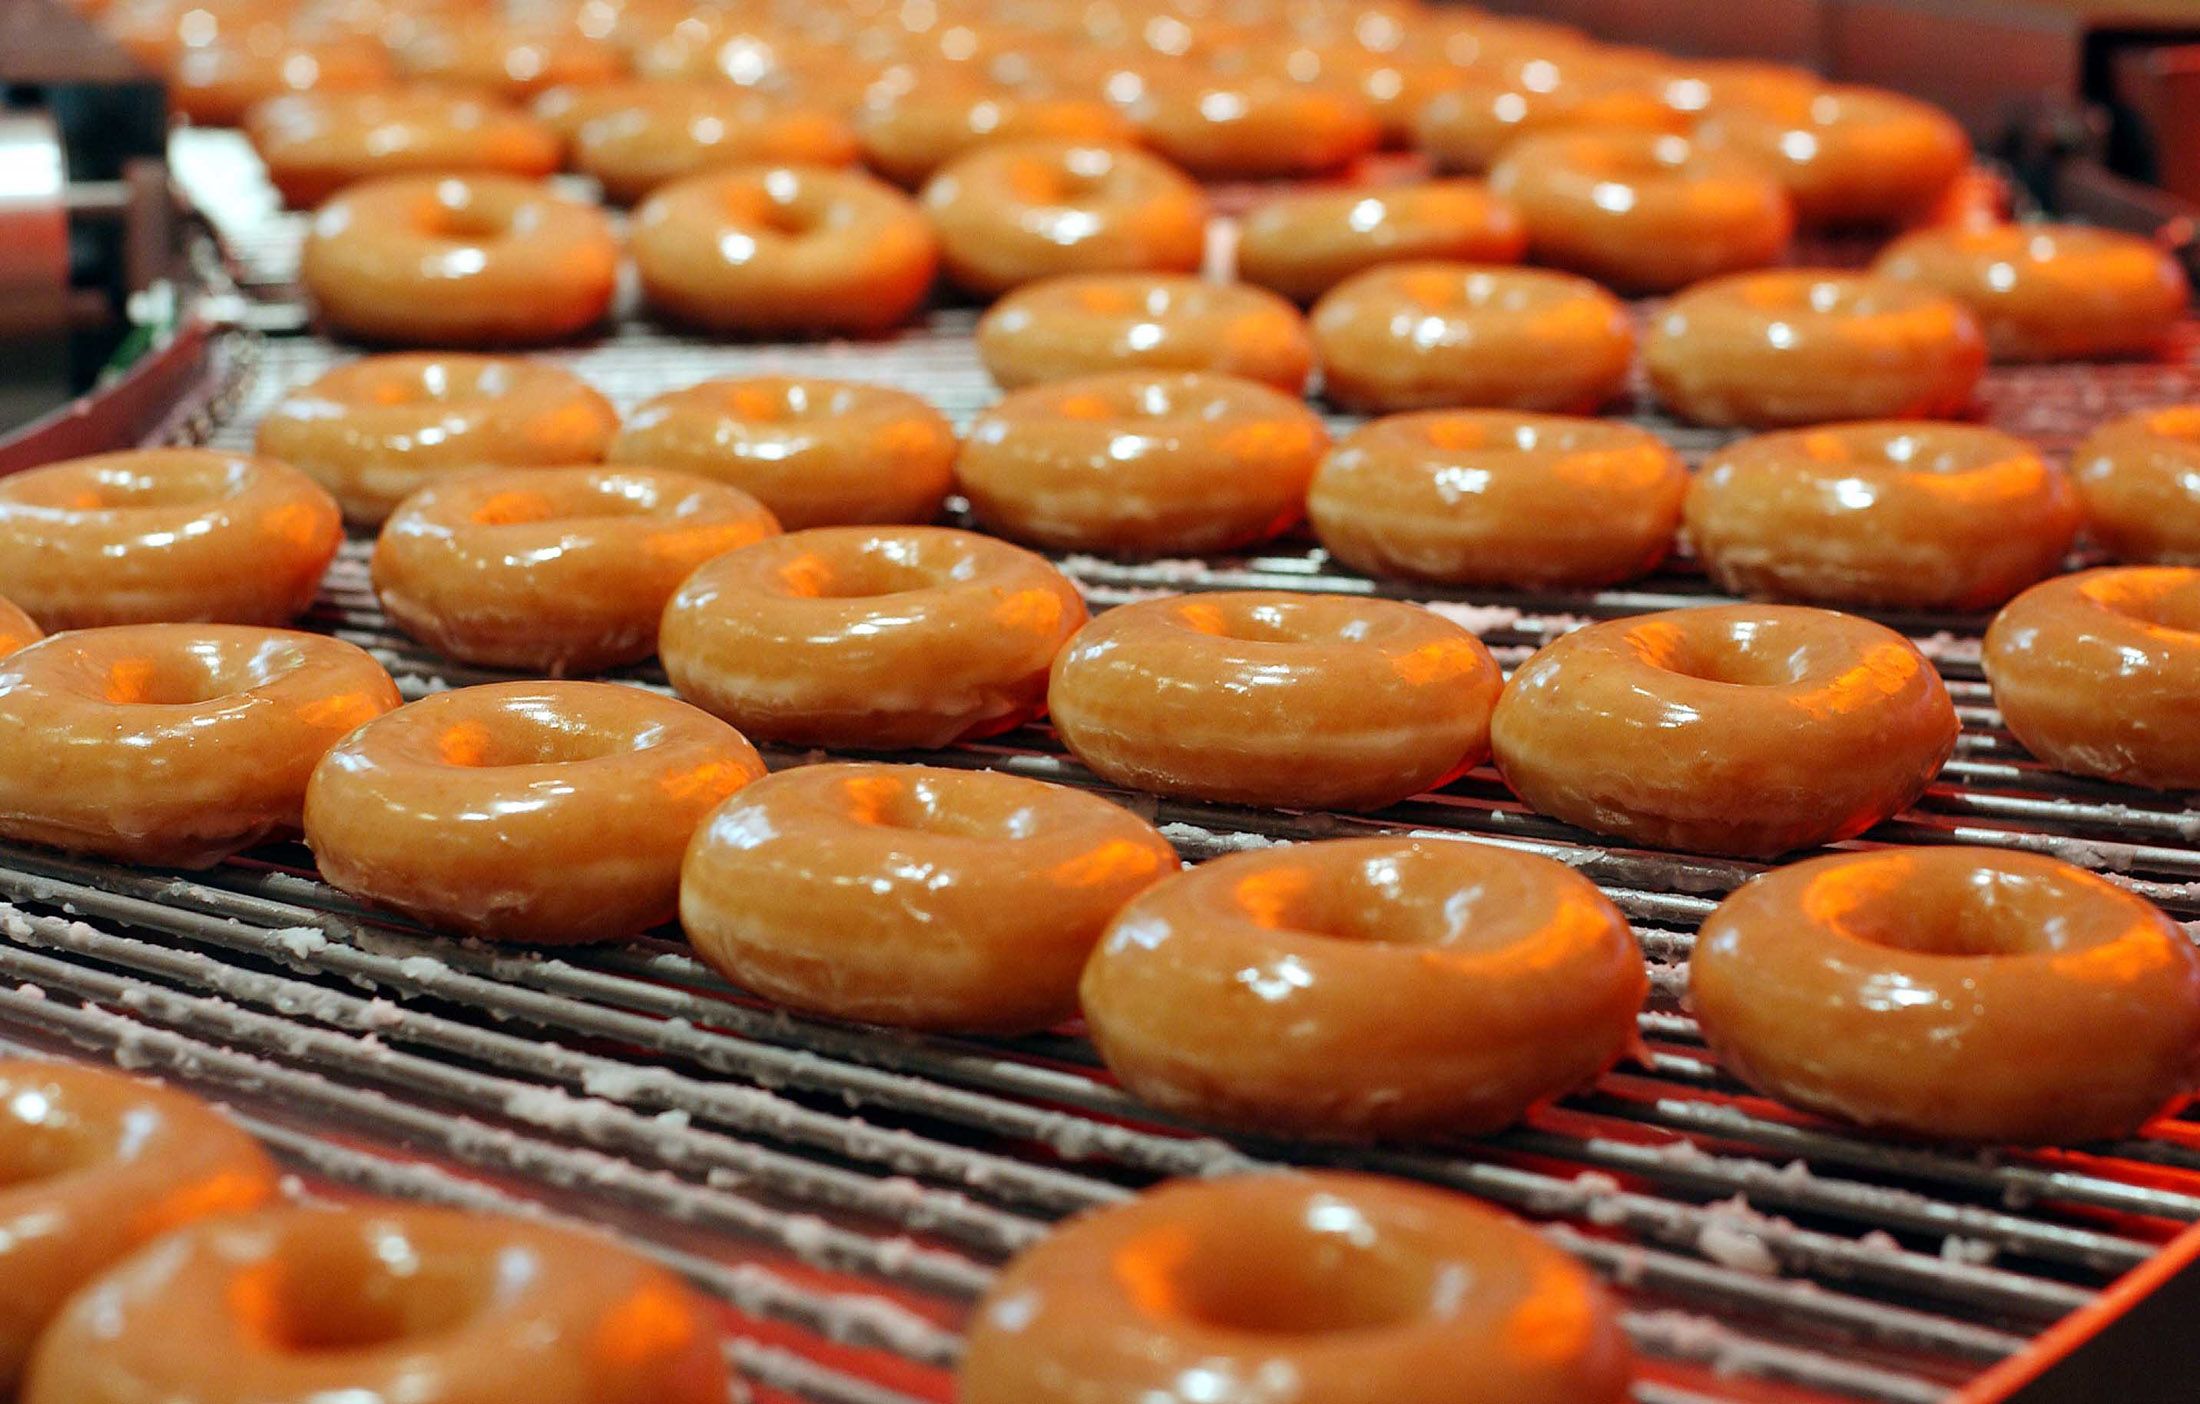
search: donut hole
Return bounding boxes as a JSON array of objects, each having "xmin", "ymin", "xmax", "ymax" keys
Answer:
[
  {"xmin": 2090, "ymin": 570, "xmax": 2200, "ymax": 635},
  {"xmin": 838, "ymin": 770, "xmax": 1034, "ymax": 839},
  {"xmin": 244, "ymin": 1228, "xmax": 506, "ymax": 1353},
  {"xmin": 1232, "ymin": 847, "xmax": 1538, "ymax": 951},
  {"xmin": 98, "ymin": 639, "xmax": 307, "ymax": 706},
  {"xmin": 0, "ymin": 1086, "xmax": 109, "ymax": 1185},
  {"xmin": 709, "ymin": 379, "xmax": 841, "ymax": 425},
  {"xmin": 2137, "ymin": 406, "xmax": 2200, "ymax": 446},
  {"xmin": 1632, "ymin": 621, "xmax": 1809, "ymax": 688},
  {"xmin": 1818, "ymin": 862, "xmax": 2104, "ymax": 958},
  {"xmin": 430, "ymin": 706, "xmax": 641, "ymax": 767},
  {"xmin": 1122, "ymin": 1198, "xmax": 1441, "ymax": 1336},
  {"xmin": 772, "ymin": 544, "xmax": 945, "ymax": 599},
  {"xmin": 467, "ymin": 479, "xmax": 663, "ymax": 526},
  {"xmin": 1786, "ymin": 425, "xmax": 2024, "ymax": 477},
  {"xmin": 3, "ymin": 456, "xmax": 249, "ymax": 512},
  {"xmin": 1172, "ymin": 596, "xmax": 1379, "ymax": 647},
  {"xmin": 422, "ymin": 189, "xmax": 517, "ymax": 242}
]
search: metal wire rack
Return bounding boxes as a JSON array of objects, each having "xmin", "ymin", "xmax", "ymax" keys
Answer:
[{"xmin": 4, "ymin": 127, "xmax": 2199, "ymax": 1404}]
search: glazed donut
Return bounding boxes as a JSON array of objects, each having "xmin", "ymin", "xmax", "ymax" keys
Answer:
[
  {"xmin": 0, "ymin": 624, "xmax": 400, "ymax": 865},
  {"xmin": 305, "ymin": 680, "xmax": 763, "ymax": 941},
  {"xmin": 2072, "ymin": 406, "xmax": 2200, "ymax": 563},
  {"xmin": 682, "ymin": 762, "xmax": 1177, "ymax": 1032},
  {"xmin": 1984, "ymin": 567, "xmax": 2200, "ymax": 789},
  {"xmin": 301, "ymin": 174, "xmax": 619, "ymax": 347},
  {"xmin": 0, "ymin": 1061, "xmax": 275, "ymax": 1390},
  {"xmin": 1697, "ymin": 84, "xmax": 1969, "ymax": 227},
  {"xmin": 1310, "ymin": 411, "xmax": 1687, "ymax": 587},
  {"xmin": 246, "ymin": 90, "xmax": 560, "ymax": 209},
  {"xmin": 609, "ymin": 377, "xmax": 954, "ymax": 529},
  {"xmin": 169, "ymin": 36, "xmax": 392, "ymax": 127},
  {"xmin": 1235, "ymin": 180, "xmax": 1528, "ymax": 305},
  {"xmin": 856, "ymin": 86, "xmax": 1137, "ymax": 186},
  {"xmin": 257, "ymin": 353, "xmax": 620, "ymax": 524},
  {"xmin": 1310, "ymin": 262, "xmax": 1635, "ymax": 414},
  {"xmin": 0, "ymin": 449, "xmax": 341, "ymax": 629},
  {"xmin": 23, "ymin": 1204, "xmax": 730, "ymax": 1404},
  {"xmin": 956, "ymin": 370, "xmax": 1327, "ymax": 553},
  {"xmin": 919, "ymin": 139, "xmax": 1209, "ymax": 296},
  {"xmin": 1645, "ymin": 270, "xmax": 1985, "ymax": 429},
  {"xmin": 1083, "ymin": 838, "xmax": 1646, "ymax": 1136},
  {"xmin": 1687, "ymin": 422, "xmax": 2079, "ymax": 611},
  {"xmin": 570, "ymin": 84, "xmax": 856, "ymax": 202},
  {"xmin": 1872, "ymin": 223, "xmax": 2190, "ymax": 363},
  {"xmin": 963, "ymin": 1172, "xmax": 1631, "ymax": 1404},
  {"xmin": 661, "ymin": 526, "xmax": 1085, "ymax": 748},
  {"xmin": 1654, "ymin": 57, "xmax": 1822, "ymax": 120},
  {"xmin": 1131, "ymin": 76, "xmax": 1379, "ymax": 179},
  {"xmin": 393, "ymin": 19, "xmax": 626, "ymax": 100},
  {"xmin": 0, "ymin": 597, "xmax": 38, "ymax": 658},
  {"xmin": 975, "ymin": 274, "xmax": 1312, "ymax": 392},
  {"xmin": 1490, "ymin": 130, "xmax": 1794, "ymax": 294},
  {"xmin": 1492, "ymin": 605, "xmax": 1957, "ymax": 857},
  {"xmin": 1413, "ymin": 73, "xmax": 1684, "ymax": 176},
  {"xmin": 1692, "ymin": 846, "xmax": 2200, "ymax": 1145},
  {"xmin": 531, "ymin": 78, "xmax": 661, "ymax": 151},
  {"xmin": 631, "ymin": 164, "xmax": 938, "ymax": 336},
  {"xmin": 373, "ymin": 466, "xmax": 780, "ymax": 674},
  {"xmin": 1049, "ymin": 591, "xmax": 1499, "ymax": 811}
]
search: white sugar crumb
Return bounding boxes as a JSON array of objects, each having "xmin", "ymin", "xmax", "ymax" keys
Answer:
[
  {"xmin": 396, "ymin": 956, "xmax": 446, "ymax": 982},
  {"xmin": 269, "ymin": 926, "xmax": 328, "ymax": 959},
  {"xmin": 11, "ymin": 983, "xmax": 43, "ymax": 1000},
  {"xmin": 357, "ymin": 999, "xmax": 404, "ymax": 1029},
  {"xmin": 1941, "ymin": 1235, "xmax": 1998, "ymax": 1266},
  {"xmin": 1158, "ymin": 822, "xmax": 1285, "ymax": 856},
  {"xmin": 1694, "ymin": 1196, "xmax": 1785, "ymax": 1276}
]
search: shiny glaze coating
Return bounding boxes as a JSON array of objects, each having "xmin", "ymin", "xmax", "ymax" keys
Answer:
[
  {"xmin": 1653, "ymin": 57, "xmax": 1822, "ymax": 119},
  {"xmin": 976, "ymin": 274, "xmax": 1312, "ymax": 392},
  {"xmin": 1686, "ymin": 422, "xmax": 2079, "ymax": 610},
  {"xmin": 632, "ymin": 164, "xmax": 938, "ymax": 336},
  {"xmin": 302, "ymin": 174, "xmax": 618, "ymax": 347},
  {"xmin": 1310, "ymin": 411, "xmax": 1686, "ymax": 587},
  {"xmin": 956, "ymin": 370, "xmax": 1327, "ymax": 553},
  {"xmin": 305, "ymin": 681, "xmax": 763, "ymax": 941},
  {"xmin": 1048, "ymin": 591, "xmax": 1500, "ymax": 811},
  {"xmin": 1131, "ymin": 76, "xmax": 1379, "ymax": 179},
  {"xmin": 682, "ymin": 762, "xmax": 1178, "ymax": 1032},
  {"xmin": 0, "ymin": 597, "xmax": 38, "ymax": 657},
  {"xmin": 857, "ymin": 86, "xmax": 1137, "ymax": 186},
  {"xmin": 373, "ymin": 466, "xmax": 781, "ymax": 674},
  {"xmin": 1645, "ymin": 270, "xmax": 1985, "ymax": 429},
  {"xmin": 0, "ymin": 1060, "xmax": 276, "ymax": 1390},
  {"xmin": 962, "ymin": 1171, "xmax": 1632, "ymax": 1404},
  {"xmin": 245, "ymin": 90, "xmax": 560, "ymax": 209},
  {"xmin": 1491, "ymin": 605, "xmax": 1958, "ymax": 858},
  {"xmin": 1490, "ymin": 130, "xmax": 1794, "ymax": 294},
  {"xmin": 1311, "ymin": 262, "xmax": 1634, "ymax": 414},
  {"xmin": 2072, "ymin": 405, "xmax": 2200, "ymax": 563},
  {"xmin": 1413, "ymin": 73, "xmax": 1684, "ymax": 175},
  {"xmin": 1983, "ymin": 567, "xmax": 2200, "ymax": 789},
  {"xmin": 1691, "ymin": 847, "xmax": 2200, "ymax": 1144},
  {"xmin": 169, "ymin": 36, "xmax": 392, "ymax": 127},
  {"xmin": 1874, "ymin": 223, "xmax": 2190, "ymax": 363},
  {"xmin": 256, "ymin": 354, "xmax": 619, "ymax": 524},
  {"xmin": 0, "ymin": 625, "xmax": 400, "ymax": 865},
  {"xmin": 1235, "ymin": 180, "xmax": 1528, "ymax": 305},
  {"xmin": 392, "ymin": 18, "xmax": 627, "ymax": 100},
  {"xmin": 23, "ymin": 1203, "xmax": 731, "ymax": 1404},
  {"xmin": 0, "ymin": 449, "xmax": 341, "ymax": 629},
  {"xmin": 609, "ymin": 377, "xmax": 954, "ymax": 530},
  {"xmin": 1696, "ymin": 84, "xmax": 1968, "ymax": 227},
  {"xmin": 660, "ymin": 526, "xmax": 1086, "ymax": 748},
  {"xmin": 570, "ymin": 84, "xmax": 857, "ymax": 203},
  {"xmin": 1081, "ymin": 840, "xmax": 1647, "ymax": 1138},
  {"xmin": 919, "ymin": 139, "xmax": 1209, "ymax": 296}
]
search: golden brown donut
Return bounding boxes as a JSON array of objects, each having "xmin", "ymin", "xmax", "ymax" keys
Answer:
[
  {"xmin": 0, "ymin": 624, "xmax": 400, "ymax": 865},
  {"xmin": 1049, "ymin": 591, "xmax": 1499, "ymax": 811},
  {"xmin": 0, "ymin": 449, "xmax": 341, "ymax": 630},
  {"xmin": 1131, "ymin": 75, "xmax": 1379, "ymax": 179},
  {"xmin": 856, "ymin": 85, "xmax": 1138, "ymax": 186},
  {"xmin": 373, "ymin": 466, "xmax": 780, "ymax": 674},
  {"xmin": 0, "ymin": 597, "xmax": 38, "ymax": 658},
  {"xmin": 256, "ymin": 353, "xmax": 620, "ymax": 525},
  {"xmin": 975, "ymin": 273, "xmax": 1311, "ymax": 391},
  {"xmin": 23, "ymin": 1203, "xmax": 731, "ymax": 1404},
  {"xmin": 305, "ymin": 680, "xmax": 763, "ymax": 941},
  {"xmin": 1645, "ymin": 270, "xmax": 1986, "ymax": 429},
  {"xmin": 919, "ymin": 139, "xmax": 1209, "ymax": 296},
  {"xmin": 963, "ymin": 1172, "xmax": 1633, "ymax": 1404},
  {"xmin": 1697, "ymin": 84, "xmax": 1970, "ymax": 228},
  {"xmin": 1692, "ymin": 846, "xmax": 2200, "ymax": 1144},
  {"xmin": 681, "ymin": 762, "xmax": 1178, "ymax": 1032},
  {"xmin": 1654, "ymin": 57, "xmax": 1822, "ymax": 120},
  {"xmin": 1082, "ymin": 839, "xmax": 1646, "ymax": 1137},
  {"xmin": 1492, "ymin": 606, "xmax": 1957, "ymax": 857},
  {"xmin": 609, "ymin": 377, "xmax": 954, "ymax": 529},
  {"xmin": 570, "ymin": 83, "xmax": 856, "ymax": 202},
  {"xmin": 245, "ymin": 90, "xmax": 561, "ymax": 209},
  {"xmin": 1490, "ymin": 130, "xmax": 1794, "ymax": 294},
  {"xmin": 2072, "ymin": 406, "xmax": 2200, "ymax": 564},
  {"xmin": 0, "ymin": 1060, "xmax": 276, "ymax": 1391},
  {"xmin": 393, "ymin": 18, "xmax": 627, "ymax": 100},
  {"xmin": 1872, "ymin": 223, "xmax": 2190, "ymax": 363},
  {"xmin": 1310, "ymin": 262, "xmax": 1634, "ymax": 414},
  {"xmin": 1235, "ymin": 180, "xmax": 1527, "ymax": 305},
  {"xmin": 169, "ymin": 35, "xmax": 392, "ymax": 127},
  {"xmin": 956, "ymin": 370, "xmax": 1327, "ymax": 553},
  {"xmin": 1413, "ymin": 72, "xmax": 1684, "ymax": 175},
  {"xmin": 530, "ymin": 78, "xmax": 661, "ymax": 152},
  {"xmin": 1984, "ymin": 566, "xmax": 2200, "ymax": 788},
  {"xmin": 1687, "ymin": 422, "xmax": 2080, "ymax": 611},
  {"xmin": 661, "ymin": 526, "xmax": 1085, "ymax": 748},
  {"xmin": 301, "ymin": 174, "xmax": 619, "ymax": 347},
  {"xmin": 1310, "ymin": 411, "xmax": 1686, "ymax": 587},
  {"xmin": 630, "ymin": 164, "xmax": 938, "ymax": 336}
]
